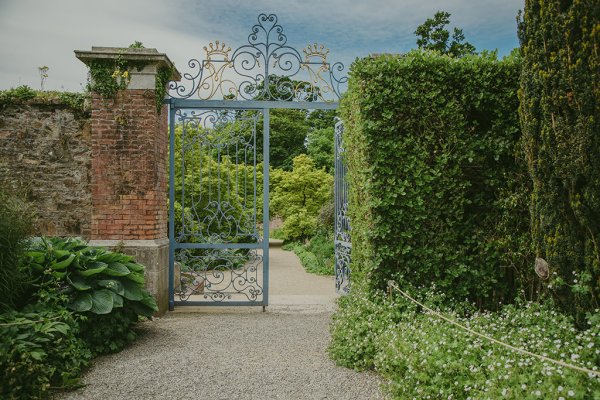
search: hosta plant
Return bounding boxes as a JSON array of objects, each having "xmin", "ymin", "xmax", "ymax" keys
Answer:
[{"xmin": 24, "ymin": 237, "xmax": 157, "ymax": 318}]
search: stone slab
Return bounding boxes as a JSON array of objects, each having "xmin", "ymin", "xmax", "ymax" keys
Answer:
[{"xmin": 88, "ymin": 238, "xmax": 169, "ymax": 316}]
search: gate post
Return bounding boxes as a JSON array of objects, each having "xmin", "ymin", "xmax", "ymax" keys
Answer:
[{"xmin": 75, "ymin": 47, "xmax": 180, "ymax": 315}]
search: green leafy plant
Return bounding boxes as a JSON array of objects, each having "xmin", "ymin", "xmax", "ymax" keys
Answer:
[
  {"xmin": 415, "ymin": 10, "xmax": 476, "ymax": 57},
  {"xmin": 330, "ymin": 287, "xmax": 600, "ymax": 399},
  {"xmin": 24, "ymin": 237, "xmax": 157, "ymax": 318},
  {"xmin": 77, "ymin": 308, "xmax": 139, "ymax": 355},
  {"xmin": 0, "ymin": 86, "xmax": 87, "ymax": 116},
  {"xmin": 284, "ymin": 232, "xmax": 334, "ymax": 275},
  {"xmin": 271, "ymin": 154, "xmax": 333, "ymax": 241},
  {"xmin": 0, "ymin": 305, "xmax": 91, "ymax": 400},
  {"xmin": 87, "ymin": 58, "xmax": 131, "ymax": 99},
  {"xmin": 21, "ymin": 237, "xmax": 157, "ymax": 355}
]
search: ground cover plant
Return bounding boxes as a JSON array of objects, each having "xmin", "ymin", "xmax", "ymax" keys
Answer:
[
  {"xmin": 283, "ymin": 232, "xmax": 334, "ymax": 275},
  {"xmin": 330, "ymin": 287, "xmax": 600, "ymax": 399}
]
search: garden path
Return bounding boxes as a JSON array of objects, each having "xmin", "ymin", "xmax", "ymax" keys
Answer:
[{"xmin": 57, "ymin": 246, "xmax": 383, "ymax": 400}]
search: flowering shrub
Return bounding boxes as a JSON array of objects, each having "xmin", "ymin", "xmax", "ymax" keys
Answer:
[{"xmin": 330, "ymin": 287, "xmax": 600, "ymax": 399}]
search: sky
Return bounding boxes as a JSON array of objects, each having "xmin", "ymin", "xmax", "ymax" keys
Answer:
[{"xmin": 0, "ymin": 0, "xmax": 523, "ymax": 93}]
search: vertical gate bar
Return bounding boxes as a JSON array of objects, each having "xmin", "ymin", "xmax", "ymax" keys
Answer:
[
  {"xmin": 334, "ymin": 120, "xmax": 340, "ymax": 293},
  {"xmin": 168, "ymin": 101, "xmax": 176, "ymax": 311},
  {"xmin": 262, "ymin": 108, "xmax": 270, "ymax": 308}
]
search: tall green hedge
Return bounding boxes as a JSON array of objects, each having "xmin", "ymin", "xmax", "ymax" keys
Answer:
[
  {"xmin": 518, "ymin": 0, "xmax": 600, "ymax": 323},
  {"xmin": 340, "ymin": 50, "xmax": 530, "ymax": 307}
]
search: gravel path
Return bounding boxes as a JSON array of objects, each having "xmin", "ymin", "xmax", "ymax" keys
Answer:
[
  {"xmin": 59, "ymin": 311, "xmax": 382, "ymax": 399},
  {"xmin": 58, "ymin": 248, "xmax": 383, "ymax": 400}
]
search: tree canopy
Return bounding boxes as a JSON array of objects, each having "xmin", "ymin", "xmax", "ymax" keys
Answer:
[{"xmin": 415, "ymin": 11, "xmax": 476, "ymax": 57}]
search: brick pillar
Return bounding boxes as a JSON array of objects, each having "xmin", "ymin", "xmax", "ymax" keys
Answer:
[{"xmin": 75, "ymin": 47, "xmax": 180, "ymax": 315}]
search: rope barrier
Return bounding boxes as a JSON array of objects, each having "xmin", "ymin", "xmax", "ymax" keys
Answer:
[{"xmin": 387, "ymin": 280, "xmax": 600, "ymax": 378}]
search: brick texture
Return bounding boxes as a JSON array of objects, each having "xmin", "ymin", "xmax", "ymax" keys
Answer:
[{"xmin": 90, "ymin": 90, "xmax": 167, "ymax": 240}]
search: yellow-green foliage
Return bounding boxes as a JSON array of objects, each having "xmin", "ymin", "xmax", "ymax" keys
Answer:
[
  {"xmin": 518, "ymin": 0, "xmax": 600, "ymax": 323},
  {"xmin": 271, "ymin": 154, "xmax": 333, "ymax": 240}
]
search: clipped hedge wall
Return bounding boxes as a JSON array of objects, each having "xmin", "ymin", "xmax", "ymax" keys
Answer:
[
  {"xmin": 340, "ymin": 50, "xmax": 530, "ymax": 306},
  {"xmin": 518, "ymin": 0, "xmax": 600, "ymax": 323}
]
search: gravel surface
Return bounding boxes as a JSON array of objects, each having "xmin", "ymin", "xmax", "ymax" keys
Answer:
[
  {"xmin": 57, "ymin": 247, "xmax": 383, "ymax": 399},
  {"xmin": 58, "ymin": 310, "xmax": 383, "ymax": 400}
]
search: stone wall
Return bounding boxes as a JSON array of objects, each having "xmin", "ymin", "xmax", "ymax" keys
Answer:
[{"xmin": 0, "ymin": 100, "xmax": 92, "ymax": 237}]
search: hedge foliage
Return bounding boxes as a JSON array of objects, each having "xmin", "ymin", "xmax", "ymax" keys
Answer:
[
  {"xmin": 518, "ymin": 0, "xmax": 600, "ymax": 323},
  {"xmin": 340, "ymin": 50, "xmax": 530, "ymax": 307}
]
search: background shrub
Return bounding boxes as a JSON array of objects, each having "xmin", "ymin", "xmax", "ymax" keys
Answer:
[
  {"xmin": 518, "ymin": 0, "xmax": 600, "ymax": 324},
  {"xmin": 271, "ymin": 154, "xmax": 333, "ymax": 241},
  {"xmin": 340, "ymin": 50, "xmax": 530, "ymax": 307},
  {"xmin": 0, "ymin": 190, "xmax": 36, "ymax": 311}
]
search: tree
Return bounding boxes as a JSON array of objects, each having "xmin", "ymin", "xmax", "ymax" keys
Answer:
[
  {"xmin": 269, "ymin": 108, "xmax": 311, "ymax": 170},
  {"xmin": 415, "ymin": 11, "xmax": 476, "ymax": 57},
  {"xmin": 518, "ymin": 0, "xmax": 600, "ymax": 324},
  {"xmin": 270, "ymin": 154, "xmax": 333, "ymax": 240},
  {"xmin": 306, "ymin": 127, "xmax": 334, "ymax": 172}
]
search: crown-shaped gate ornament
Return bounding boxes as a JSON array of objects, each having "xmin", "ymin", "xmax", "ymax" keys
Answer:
[
  {"xmin": 303, "ymin": 43, "xmax": 330, "ymax": 63},
  {"xmin": 204, "ymin": 41, "xmax": 232, "ymax": 61},
  {"xmin": 168, "ymin": 13, "xmax": 347, "ymax": 102}
]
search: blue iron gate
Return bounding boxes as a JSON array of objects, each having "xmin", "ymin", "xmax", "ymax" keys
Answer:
[
  {"xmin": 166, "ymin": 14, "xmax": 348, "ymax": 309},
  {"xmin": 334, "ymin": 120, "xmax": 351, "ymax": 294}
]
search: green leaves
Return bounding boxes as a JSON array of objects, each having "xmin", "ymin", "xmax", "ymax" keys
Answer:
[
  {"xmin": 122, "ymin": 279, "xmax": 144, "ymax": 301},
  {"xmin": 51, "ymin": 253, "xmax": 76, "ymax": 270},
  {"xmin": 69, "ymin": 275, "xmax": 91, "ymax": 291},
  {"xmin": 97, "ymin": 279, "xmax": 124, "ymax": 296},
  {"xmin": 103, "ymin": 262, "xmax": 130, "ymax": 277},
  {"xmin": 340, "ymin": 50, "xmax": 527, "ymax": 306},
  {"xmin": 90, "ymin": 289, "xmax": 113, "ymax": 315},
  {"xmin": 69, "ymin": 293, "xmax": 92, "ymax": 312},
  {"xmin": 24, "ymin": 237, "xmax": 157, "ymax": 318},
  {"xmin": 0, "ymin": 306, "xmax": 91, "ymax": 398},
  {"xmin": 519, "ymin": 0, "xmax": 600, "ymax": 324},
  {"xmin": 271, "ymin": 154, "xmax": 334, "ymax": 241},
  {"xmin": 78, "ymin": 261, "xmax": 107, "ymax": 277}
]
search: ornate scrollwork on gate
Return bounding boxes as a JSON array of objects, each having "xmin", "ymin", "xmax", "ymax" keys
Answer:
[
  {"xmin": 174, "ymin": 108, "xmax": 261, "ymax": 244},
  {"xmin": 168, "ymin": 13, "xmax": 347, "ymax": 102},
  {"xmin": 175, "ymin": 248, "xmax": 263, "ymax": 302},
  {"xmin": 173, "ymin": 107, "xmax": 264, "ymax": 303},
  {"xmin": 334, "ymin": 120, "xmax": 351, "ymax": 294}
]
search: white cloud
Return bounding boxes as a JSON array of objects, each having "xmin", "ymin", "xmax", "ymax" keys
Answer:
[{"xmin": 0, "ymin": 0, "xmax": 523, "ymax": 92}]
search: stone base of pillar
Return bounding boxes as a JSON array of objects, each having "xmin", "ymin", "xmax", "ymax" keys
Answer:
[{"xmin": 88, "ymin": 238, "xmax": 169, "ymax": 316}]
